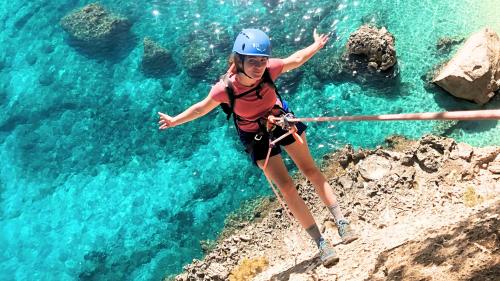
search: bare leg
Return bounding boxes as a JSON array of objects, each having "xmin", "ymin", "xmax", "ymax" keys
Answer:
[
  {"xmin": 258, "ymin": 150, "xmax": 342, "ymax": 264},
  {"xmin": 256, "ymin": 154, "xmax": 316, "ymax": 229},
  {"xmin": 284, "ymin": 132, "xmax": 340, "ymax": 208},
  {"xmin": 284, "ymin": 132, "xmax": 358, "ymax": 244}
]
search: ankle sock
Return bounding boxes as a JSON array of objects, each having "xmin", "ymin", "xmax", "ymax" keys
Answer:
[
  {"xmin": 328, "ymin": 203, "xmax": 346, "ymax": 224},
  {"xmin": 305, "ymin": 224, "xmax": 322, "ymax": 247}
]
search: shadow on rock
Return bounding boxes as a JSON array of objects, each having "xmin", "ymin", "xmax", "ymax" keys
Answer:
[
  {"xmin": 270, "ymin": 256, "xmax": 321, "ymax": 280},
  {"xmin": 65, "ymin": 29, "xmax": 137, "ymax": 63},
  {"xmin": 367, "ymin": 204, "xmax": 500, "ymax": 281}
]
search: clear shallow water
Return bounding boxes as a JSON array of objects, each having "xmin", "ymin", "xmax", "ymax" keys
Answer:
[{"xmin": 0, "ymin": 0, "xmax": 499, "ymax": 280}]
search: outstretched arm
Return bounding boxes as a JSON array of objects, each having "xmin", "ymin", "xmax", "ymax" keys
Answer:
[
  {"xmin": 158, "ymin": 95, "xmax": 220, "ymax": 129},
  {"xmin": 282, "ymin": 28, "xmax": 329, "ymax": 73}
]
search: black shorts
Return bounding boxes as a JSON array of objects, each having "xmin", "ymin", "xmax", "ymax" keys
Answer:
[{"xmin": 238, "ymin": 122, "xmax": 307, "ymax": 164}]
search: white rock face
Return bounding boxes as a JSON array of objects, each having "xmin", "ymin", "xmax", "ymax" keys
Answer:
[
  {"xmin": 358, "ymin": 155, "xmax": 392, "ymax": 181},
  {"xmin": 433, "ymin": 28, "xmax": 500, "ymax": 104}
]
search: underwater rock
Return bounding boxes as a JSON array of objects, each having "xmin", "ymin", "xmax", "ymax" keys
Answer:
[
  {"xmin": 433, "ymin": 28, "xmax": 500, "ymax": 104},
  {"xmin": 38, "ymin": 70, "xmax": 55, "ymax": 86},
  {"xmin": 160, "ymin": 79, "xmax": 172, "ymax": 92},
  {"xmin": 346, "ymin": 25, "xmax": 397, "ymax": 71},
  {"xmin": 178, "ymin": 25, "xmax": 231, "ymax": 78},
  {"xmin": 0, "ymin": 88, "xmax": 6, "ymax": 106},
  {"xmin": 141, "ymin": 37, "xmax": 174, "ymax": 77},
  {"xmin": 431, "ymin": 120, "xmax": 460, "ymax": 136},
  {"xmin": 436, "ymin": 37, "xmax": 465, "ymax": 54},
  {"xmin": 60, "ymin": 3, "xmax": 131, "ymax": 51},
  {"xmin": 277, "ymin": 70, "xmax": 303, "ymax": 94},
  {"xmin": 25, "ymin": 53, "xmax": 37, "ymax": 66},
  {"xmin": 79, "ymin": 250, "xmax": 107, "ymax": 280},
  {"xmin": 41, "ymin": 43, "xmax": 55, "ymax": 54},
  {"xmin": 181, "ymin": 39, "xmax": 214, "ymax": 77},
  {"xmin": 14, "ymin": 5, "xmax": 41, "ymax": 29}
]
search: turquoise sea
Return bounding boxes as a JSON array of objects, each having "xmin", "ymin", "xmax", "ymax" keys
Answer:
[{"xmin": 0, "ymin": 0, "xmax": 499, "ymax": 280}]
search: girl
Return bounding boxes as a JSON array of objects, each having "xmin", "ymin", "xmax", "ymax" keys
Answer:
[{"xmin": 158, "ymin": 28, "xmax": 357, "ymax": 266}]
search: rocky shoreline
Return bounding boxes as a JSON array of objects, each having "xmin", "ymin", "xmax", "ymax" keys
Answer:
[{"xmin": 172, "ymin": 135, "xmax": 499, "ymax": 281}]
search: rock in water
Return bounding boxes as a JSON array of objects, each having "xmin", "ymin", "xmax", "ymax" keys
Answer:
[
  {"xmin": 346, "ymin": 25, "xmax": 397, "ymax": 71},
  {"xmin": 60, "ymin": 3, "xmax": 131, "ymax": 52},
  {"xmin": 141, "ymin": 37, "xmax": 173, "ymax": 76},
  {"xmin": 433, "ymin": 28, "xmax": 500, "ymax": 104}
]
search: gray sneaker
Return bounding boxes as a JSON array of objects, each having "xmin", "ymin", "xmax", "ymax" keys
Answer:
[
  {"xmin": 318, "ymin": 239, "xmax": 339, "ymax": 267},
  {"xmin": 337, "ymin": 220, "xmax": 358, "ymax": 244}
]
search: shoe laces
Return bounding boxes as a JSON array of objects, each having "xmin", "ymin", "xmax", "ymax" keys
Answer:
[
  {"xmin": 337, "ymin": 220, "xmax": 350, "ymax": 238},
  {"xmin": 318, "ymin": 239, "xmax": 334, "ymax": 258}
]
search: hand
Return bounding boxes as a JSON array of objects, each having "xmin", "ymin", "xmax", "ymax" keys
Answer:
[
  {"xmin": 313, "ymin": 28, "xmax": 329, "ymax": 49},
  {"xmin": 158, "ymin": 112, "xmax": 176, "ymax": 130}
]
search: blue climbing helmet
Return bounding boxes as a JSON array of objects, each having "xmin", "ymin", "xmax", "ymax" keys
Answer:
[{"xmin": 232, "ymin": 28, "xmax": 271, "ymax": 57}]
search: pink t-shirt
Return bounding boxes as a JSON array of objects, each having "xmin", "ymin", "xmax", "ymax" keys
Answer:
[{"xmin": 210, "ymin": 58, "xmax": 285, "ymax": 132}]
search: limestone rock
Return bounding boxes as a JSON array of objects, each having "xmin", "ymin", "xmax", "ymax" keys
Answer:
[
  {"xmin": 488, "ymin": 154, "xmax": 500, "ymax": 174},
  {"xmin": 60, "ymin": 3, "xmax": 131, "ymax": 49},
  {"xmin": 346, "ymin": 25, "xmax": 397, "ymax": 71},
  {"xmin": 205, "ymin": 262, "xmax": 229, "ymax": 280},
  {"xmin": 358, "ymin": 155, "xmax": 392, "ymax": 181},
  {"xmin": 338, "ymin": 175, "xmax": 354, "ymax": 189},
  {"xmin": 415, "ymin": 135, "xmax": 455, "ymax": 172},
  {"xmin": 433, "ymin": 28, "xmax": 500, "ymax": 104},
  {"xmin": 141, "ymin": 37, "xmax": 174, "ymax": 76},
  {"xmin": 472, "ymin": 147, "xmax": 500, "ymax": 167},
  {"xmin": 450, "ymin": 142, "xmax": 473, "ymax": 161}
]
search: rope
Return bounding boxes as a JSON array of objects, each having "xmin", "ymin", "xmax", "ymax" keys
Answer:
[
  {"xmin": 259, "ymin": 109, "xmax": 500, "ymax": 229},
  {"xmin": 287, "ymin": 109, "xmax": 500, "ymax": 123},
  {"xmin": 261, "ymin": 126, "xmax": 305, "ymax": 226},
  {"xmin": 262, "ymin": 169, "xmax": 295, "ymax": 223}
]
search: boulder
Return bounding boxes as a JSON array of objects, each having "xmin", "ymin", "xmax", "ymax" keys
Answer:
[
  {"xmin": 414, "ymin": 135, "xmax": 455, "ymax": 172},
  {"xmin": 433, "ymin": 28, "xmax": 500, "ymax": 104},
  {"xmin": 60, "ymin": 3, "xmax": 131, "ymax": 50},
  {"xmin": 205, "ymin": 262, "xmax": 229, "ymax": 280},
  {"xmin": 141, "ymin": 37, "xmax": 174, "ymax": 76},
  {"xmin": 488, "ymin": 154, "xmax": 500, "ymax": 174},
  {"xmin": 346, "ymin": 25, "xmax": 397, "ymax": 71},
  {"xmin": 181, "ymin": 39, "xmax": 214, "ymax": 77},
  {"xmin": 450, "ymin": 142, "xmax": 473, "ymax": 161},
  {"xmin": 358, "ymin": 155, "xmax": 392, "ymax": 181}
]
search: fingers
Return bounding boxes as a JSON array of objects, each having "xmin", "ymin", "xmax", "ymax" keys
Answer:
[
  {"xmin": 159, "ymin": 120, "xmax": 172, "ymax": 129},
  {"xmin": 158, "ymin": 112, "xmax": 169, "ymax": 118},
  {"xmin": 158, "ymin": 111, "xmax": 173, "ymax": 130},
  {"xmin": 313, "ymin": 28, "xmax": 329, "ymax": 47}
]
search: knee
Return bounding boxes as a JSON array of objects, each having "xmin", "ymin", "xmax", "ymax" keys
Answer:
[
  {"xmin": 277, "ymin": 179, "xmax": 297, "ymax": 196},
  {"xmin": 301, "ymin": 165, "xmax": 321, "ymax": 179}
]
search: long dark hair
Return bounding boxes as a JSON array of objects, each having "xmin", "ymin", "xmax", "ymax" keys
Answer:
[{"xmin": 228, "ymin": 53, "xmax": 244, "ymax": 73}]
